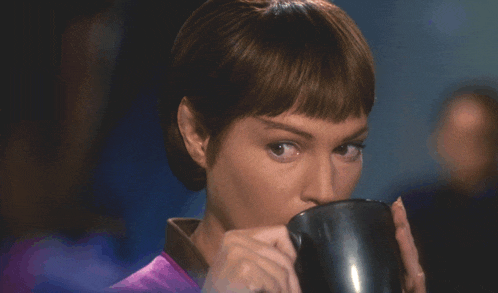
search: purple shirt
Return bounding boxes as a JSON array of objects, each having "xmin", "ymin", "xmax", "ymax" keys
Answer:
[{"xmin": 110, "ymin": 252, "xmax": 201, "ymax": 292}]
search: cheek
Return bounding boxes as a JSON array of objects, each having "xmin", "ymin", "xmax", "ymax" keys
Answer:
[
  {"xmin": 230, "ymin": 155, "xmax": 294, "ymax": 204},
  {"xmin": 221, "ymin": 153, "xmax": 303, "ymax": 225},
  {"xmin": 212, "ymin": 148, "xmax": 279, "ymax": 196},
  {"xmin": 336, "ymin": 160, "xmax": 363, "ymax": 197}
]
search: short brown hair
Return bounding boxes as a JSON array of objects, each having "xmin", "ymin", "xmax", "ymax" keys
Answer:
[{"xmin": 159, "ymin": 0, "xmax": 375, "ymax": 191}]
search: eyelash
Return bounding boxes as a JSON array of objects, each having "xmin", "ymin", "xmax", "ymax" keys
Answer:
[
  {"xmin": 338, "ymin": 142, "xmax": 366, "ymax": 151},
  {"xmin": 266, "ymin": 141, "xmax": 366, "ymax": 163},
  {"xmin": 267, "ymin": 141, "xmax": 301, "ymax": 163},
  {"xmin": 333, "ymin": 142, "xmax": 366, "ymax": 162}
]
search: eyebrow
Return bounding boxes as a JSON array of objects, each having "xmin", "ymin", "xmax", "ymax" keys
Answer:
[
  {"xmin": 257, "ymin": 117, "xmax": 369, "ymax": 143},
  {"xmin": 341, "ymin": 126, "xmax": 369, "ymax": 143},
  {"xmin": 257, "ymin": 118, "xmax": 314, "ymax": 140}
]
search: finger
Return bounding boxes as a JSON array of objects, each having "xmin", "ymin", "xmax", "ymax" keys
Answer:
[
  {"xmin": 223, "ymin": 235, "xmax": 299, "ymax": 292},
  {"xmin": 224, "ymin": 227, "xmax": 297, "ymax": 279},
  {"xmin": 395, "ymin": 226, "xmax": 425, "ymax": 292},
  {"xmin": 203, "ymin": 270, "xmax": 253, "ymax": 293},
  {"xmin": 241, "ymin": 247, "xmax": 290, "ymax": 292},
  {"xmin": 224, "ymin": 228, "xmax": 296, "ymax": 266},
  {"xmin": 215, "ymin": 243, "xmax": 284, "ymax": 293},
  {"xmin": 247, "ymin": 226, "xmax": 298, "ymax": 262},
  {"xmin": 249, "ymin": 227, "xmax": 301, "ymax": 293},
  {"xmin": 392, "ymin": 197, "xmax": 426, "ymax": 293},
  {"xmin": 208, "ymin": 259, "xmax": 279, "ymax": 293},
  {"xmin": 228, "ymin": 258, "xmax": 280, "ymax": 293},
  {"xmin": 248, "ymin": 244, "xmax": 301, "ymax": 293}
]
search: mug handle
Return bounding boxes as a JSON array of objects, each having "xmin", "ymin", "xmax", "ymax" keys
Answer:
[{"xmin": 287, "ymin": 230, "xmax": 302, "ymax": 250}]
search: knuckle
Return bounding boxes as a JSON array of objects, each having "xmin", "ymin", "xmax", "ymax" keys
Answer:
[
  {"xmin": 395, "ymin": 227, "xmax": 406, "ymax": 241},
  {"xmin": 267, "ymin": 260, "xmax": 290, "ymax": 292},
  {"xmin": 416, "ymin": 271, "xmax": 426, "ymax": 282},
  {"xmin": 281, "ymin": 271, "xmax": 291, "ymax": 291},
  {"xmin": 223, "ymin": 230, "xmax": 238, "ymax": 242},
  {"xmin": 225, "ymin": 244, "xmax": 245, "ymax": 261},
  {"xmin": 282, "ymin": 252, "xmax": 296, "ymax": 268},
  {"xmin": 236, "ymin": 259, "xmax": 254, "ymax": 276},
  {"xmin": 262, "ymin": 274, "xmax": 282, "ymax": 293},
  {"xmin": 270, "ymin": 225, "xmax": 288, "ymax": 237},
  {"xmin": 275, "ymin": 256, "xmax": 292, "ymax": 275},
  {"xmin": 222, "ymin": 231, "xmax": 245, "ymax": 247}
]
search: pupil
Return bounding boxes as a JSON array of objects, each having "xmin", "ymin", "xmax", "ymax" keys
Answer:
[
  {"xmin": 337, "ymin": 145, "xmax": 347, "ymax": 155},
  {"xmin": 273, "ymin": 144, "xmax": 284, "ymax": 156}
]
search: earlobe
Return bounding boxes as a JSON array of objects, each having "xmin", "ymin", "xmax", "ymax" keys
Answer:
[{"xmin": 177, "ymin": 97, "xmax": 210, "ymax": 169}]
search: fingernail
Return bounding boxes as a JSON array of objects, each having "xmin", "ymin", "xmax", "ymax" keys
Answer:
[
  {"xmin": 392, "ymin": 197, "xmax": 401, "ymax": 209},
  {"xmin": 398, "ymin": 197, "xmax": 406, "ymax": 212},
  {"xmin": 395, "ymin": 197, "xmax": 405, "ymax": 209}
]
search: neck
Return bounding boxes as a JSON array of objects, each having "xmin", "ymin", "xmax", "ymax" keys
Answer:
[{"xmin": 190, "ymin": 203, "xmax": 227, "ymax": 267}]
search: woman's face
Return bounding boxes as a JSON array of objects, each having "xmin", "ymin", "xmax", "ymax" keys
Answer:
[{"xmin": 205, "ymin": 110, "xmax": 368, "ymax": 230}]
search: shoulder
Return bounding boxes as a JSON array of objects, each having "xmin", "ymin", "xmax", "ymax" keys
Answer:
[{"xmin": 110, "ymin": 252, "xmax": 200, "ymax": 292}]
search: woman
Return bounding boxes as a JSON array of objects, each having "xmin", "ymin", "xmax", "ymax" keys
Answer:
[{"xmin": 112, "ymin": 0, "xmax": 426, "ymax": 292}]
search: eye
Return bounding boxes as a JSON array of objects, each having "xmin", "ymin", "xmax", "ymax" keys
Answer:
[
  {"xmin": 267, "ymin": 142, "xmax": 300, "ymax": 163},
  {"xmin": 333, "ymin": 143, "xmax": 365, "ymax": 162}
]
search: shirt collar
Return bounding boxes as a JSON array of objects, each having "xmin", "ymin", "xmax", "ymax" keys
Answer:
[{"xmin": 164, "ymin": 218, "xmax": 209, "ymax": 288}]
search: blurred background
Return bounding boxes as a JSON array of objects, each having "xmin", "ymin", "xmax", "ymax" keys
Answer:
[{"xmin": 2, "ymin": 0, "xmax": 498, "ymax": 291}]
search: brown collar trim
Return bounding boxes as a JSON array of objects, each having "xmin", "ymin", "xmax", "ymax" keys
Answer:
[{"xmin": 164, "ymin": 218, "xmax": 209, "ymax": 287}]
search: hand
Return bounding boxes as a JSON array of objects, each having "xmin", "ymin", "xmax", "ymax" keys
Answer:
[
  {"xmin": 391, "ymin": 197, "xmax": 426, "ymax": 293},
  {"xmin": 202, "ymin": 226, "xmax": 302, "ymax": 293}
]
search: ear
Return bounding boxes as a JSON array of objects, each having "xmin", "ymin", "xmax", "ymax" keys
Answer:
[{"xmin": 177, "ymin": 97, "xmax": 210, "ymax": 169}]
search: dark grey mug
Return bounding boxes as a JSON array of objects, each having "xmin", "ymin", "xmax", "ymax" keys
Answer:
[{"xmin": 287, "ymin": 199, "xmax": 402, "ymax": 293}]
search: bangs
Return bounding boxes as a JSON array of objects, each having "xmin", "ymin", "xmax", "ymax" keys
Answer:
[
  {"xmin": 224, "ymin": 1, "xmax": 375, "ymax": 122},
  {"xmin": 163, "ymin": 0, "xmax": 376, "ymax": 190}
]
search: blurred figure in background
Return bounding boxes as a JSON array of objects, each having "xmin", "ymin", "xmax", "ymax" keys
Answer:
[
  {"xmin": 399, "ymin": 84, "xmax": 498, "ymax": 292},
  {"xmin": 3, "ymin": 0, "xmax": 122, "ymax": 243},
  {"xmin": 2, "ymin": 1, "xmax": 128, "ymax": 291},
  {"xmin": 2, "ymin": 0, "xmax": 206, "ymax": 291}
]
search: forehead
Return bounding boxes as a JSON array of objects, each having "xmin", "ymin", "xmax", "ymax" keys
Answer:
[{"xmin": 229, "ymin": 111, "xmax": 369, "ymax": 143}]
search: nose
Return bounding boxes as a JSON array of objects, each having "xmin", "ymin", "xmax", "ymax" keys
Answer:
[{"xmin": 300, "ymin": 154, "xmax": 338, "ymax": 205}]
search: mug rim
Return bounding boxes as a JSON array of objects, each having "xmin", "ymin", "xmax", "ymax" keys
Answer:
[{"xmin": 287, "ymin": 198, "xmax": 390, "ymax": 225}]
